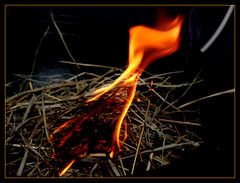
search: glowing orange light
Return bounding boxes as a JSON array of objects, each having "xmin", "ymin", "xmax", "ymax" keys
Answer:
[
  {"xmin": 59, "ymin": 159, "xmax": 75, "ymax": 176},
  {"xmin": 109, "ymin": 151, "xmax": 114, "ymax": 158},
  {"xmin": 88, "ymin": 14, "xmax": 184, "ymax": 157}
]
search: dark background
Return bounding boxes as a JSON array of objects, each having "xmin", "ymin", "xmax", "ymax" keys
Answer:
[{"xmin": 5, "ymin": 5, "xmax": 235, "ymax": 178}]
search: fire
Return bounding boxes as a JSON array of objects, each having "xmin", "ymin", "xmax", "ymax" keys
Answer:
[
  {"xmin": 88, "ymin": 15, "xmax": 184, "ymax": 157},
  {"xmin": 50, "ymin": 12, "xmax": 184, "ymax": 177}
]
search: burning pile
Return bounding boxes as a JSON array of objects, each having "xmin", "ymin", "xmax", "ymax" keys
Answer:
[
  {"xmin": 6, "ymin": 67, "xmax": 203, "ymax": 177},
  {"xmin": 6, "ymin": 12, "xmax": 204, "ymax": 177}
]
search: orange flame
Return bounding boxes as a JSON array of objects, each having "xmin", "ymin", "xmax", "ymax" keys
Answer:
[
  {"xmin": 59, "ymin": 159, "xmax": 75, "ymax": 176},
  {"xmin": 88, "ymin": 14, "xmax": 184, "ymax": 157}
]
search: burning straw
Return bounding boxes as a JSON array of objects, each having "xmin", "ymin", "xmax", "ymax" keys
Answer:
[
  {"xmin": 5, "ymin": 11, "xmax": 234, "ymax": 177},
  {"xmin": 6, "ymin": 66, "xmax": 206, "ymax": 177}
]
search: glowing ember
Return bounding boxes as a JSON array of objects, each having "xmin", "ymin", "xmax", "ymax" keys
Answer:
[
  {"xmin": 59, "ymin": 159, "xmax": 75, "ymax": 176},
  {"xmin": 88, "ymin": 15, "xmax": 184, "ymax": 157}
]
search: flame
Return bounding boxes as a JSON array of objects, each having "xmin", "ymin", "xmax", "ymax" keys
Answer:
[
  {"xmin": 109, "ymin": 151, "xmax": 114, "ymax": 158},
  {"xmin": 88, "ymin": 14, "xmax": 184, "ymax": 157},
  {"xmin": 59, "ymin": 159, "xmax": 75, "ymax": 176}
]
